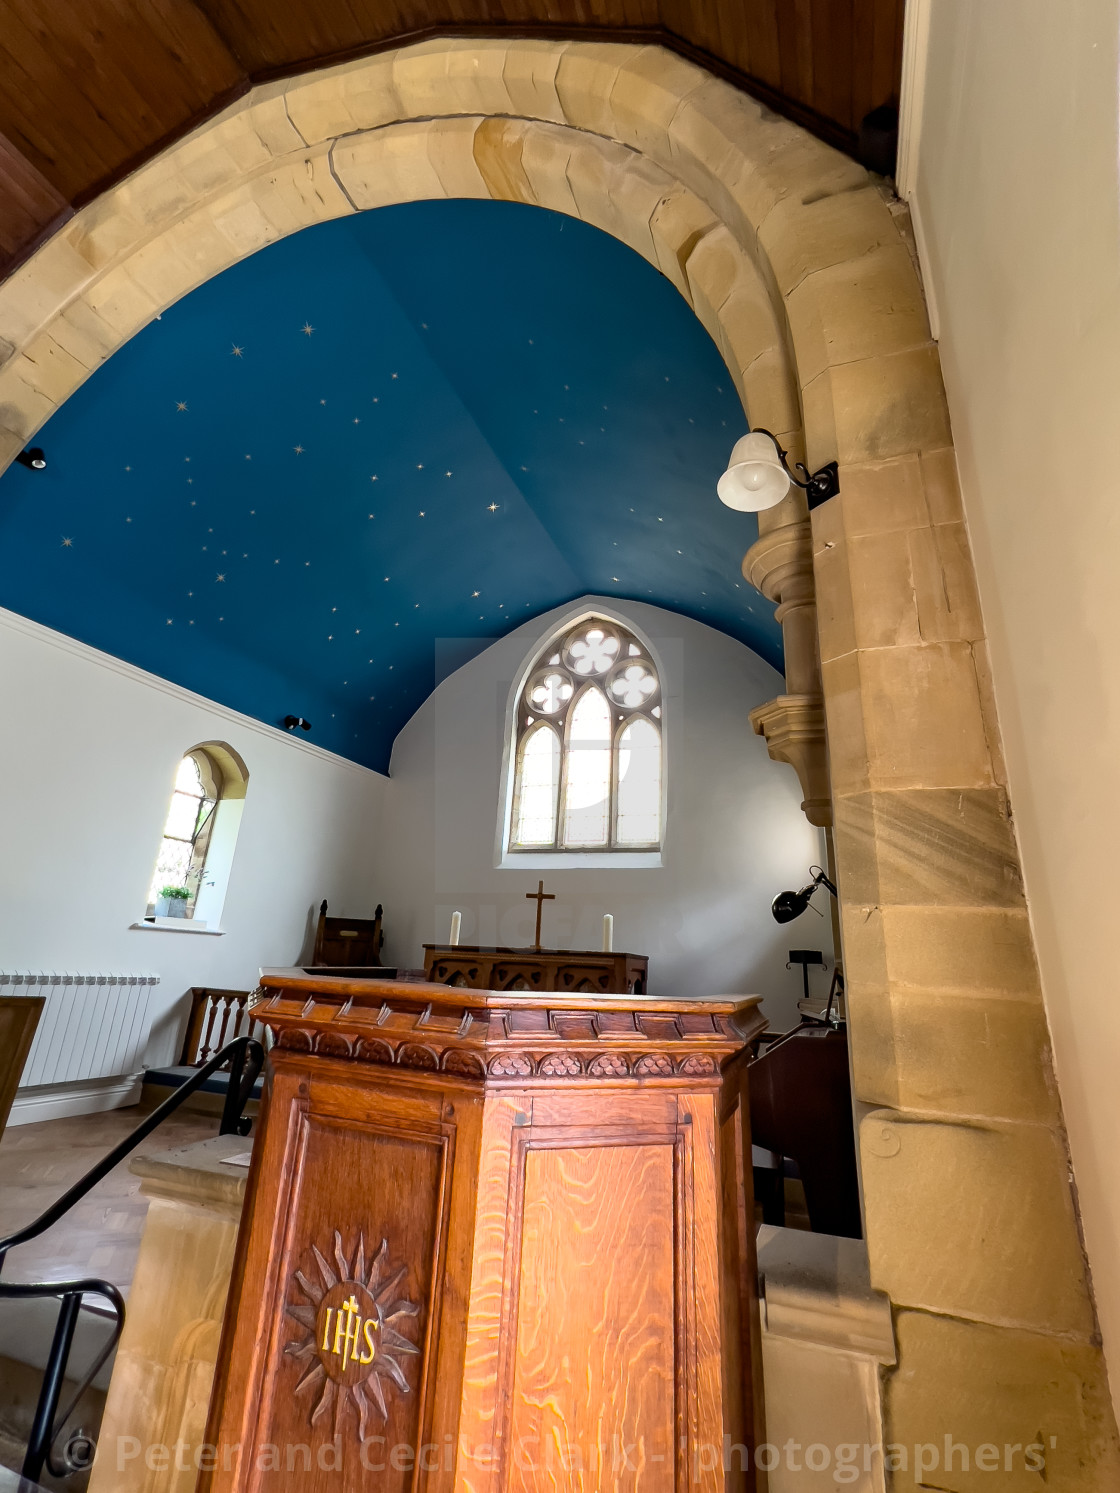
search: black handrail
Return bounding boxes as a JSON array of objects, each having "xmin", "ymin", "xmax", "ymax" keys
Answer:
[
  {"xmin": 0, "ymin": 1277, "xmax": 125, "ymax": 1481},
  {"xmin": 0, "ymin": 1035, "xmax": 265, "ymax": 1482},
  {"xmin": 0, "ymin": 1036, "xmax": 264, "ymax": 1268}
]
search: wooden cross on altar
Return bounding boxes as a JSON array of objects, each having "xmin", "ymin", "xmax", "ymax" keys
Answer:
[{"xmin": 525, "ymin": 879, "xmax": 555, "ymax": 950}]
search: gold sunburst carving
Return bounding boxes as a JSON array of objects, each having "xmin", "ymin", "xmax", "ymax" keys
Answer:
[{"xmin": 285, "ymin": 1230, "xmax": 420, "ymax": 1438}]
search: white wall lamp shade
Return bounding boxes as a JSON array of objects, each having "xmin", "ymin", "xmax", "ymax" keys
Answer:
[{"xmin": 716, "ymin": 432, "xmax": 792, "ymax": 512}]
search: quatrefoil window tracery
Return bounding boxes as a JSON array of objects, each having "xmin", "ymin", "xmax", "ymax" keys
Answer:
[{"xmin": 510, "ymin": 617, "xmax": 663, "ymax": 853}]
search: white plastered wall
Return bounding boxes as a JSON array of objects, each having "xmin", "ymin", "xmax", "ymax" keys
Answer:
[
  {"xmin": 381, "ymin": 597, "xmax": 826, "ymax": 1031},
  {"xmin": 901, "ymin": 0, "xmax": 1120, "ymax": 1407},
  {"xmin": 0, "ymin": 607, "xmax": 387, "ymax": 1075}
]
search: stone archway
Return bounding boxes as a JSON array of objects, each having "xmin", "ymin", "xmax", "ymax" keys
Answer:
[{"xmin": 0, "ymin": 37, "xmax": 1114, "ymax": 1480}]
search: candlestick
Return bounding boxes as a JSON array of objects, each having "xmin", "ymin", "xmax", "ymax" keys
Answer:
[
  {"xmin": 450, "ymin": 910, "xmax": 462, "ymax": 946},
  {"xmin": 602, "ymin": 913, "xmax": 614, "ymax": 952}
]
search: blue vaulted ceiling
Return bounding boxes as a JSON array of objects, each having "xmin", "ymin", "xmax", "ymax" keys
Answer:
[{"xmin": 0, "ymin": 200, "xmax": 778, "ymax": 772}]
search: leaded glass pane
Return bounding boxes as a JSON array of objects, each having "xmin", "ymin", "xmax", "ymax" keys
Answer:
[
  {"xmin": 147, "ymin": 753, "xmax": 215, "ymax": 907},
  {"xmin": 609, "ymin": 661, "xmax": 657, "ymax": 708},
  {"xmin": 565, "ymin": 626, "xmax": 620, "ymax": 676},
  {"xmin": 513, "ymin": 725, "xmax": 560, "ymax": 846},
  {"xmin": 163, "ymin": 790, "xmax": 201, "ymax": 840},
  {"xmin": 175, "ymin": 756, "xmax": 204, "ymax": 796},
  {"xmin": 616, "ymin": 717, "xmax": 662, "ymax": 846},
  {"xmin": 562, "ymin": 687, "xmax": 612, "ymax": 847}
]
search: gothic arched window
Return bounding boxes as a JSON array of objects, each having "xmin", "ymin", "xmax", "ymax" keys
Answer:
[{"xmin": 509, "ymin": 617, "xmax": 663, "ymax": 852}]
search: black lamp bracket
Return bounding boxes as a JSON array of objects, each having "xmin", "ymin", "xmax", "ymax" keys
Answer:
[{"xmin": 752, "ymin": 429, "xmax": 840, "ymax": 510}]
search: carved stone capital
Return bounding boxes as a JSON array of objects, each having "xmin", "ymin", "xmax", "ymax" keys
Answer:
[
  {"xmin": 742, "ymin": 518, "xmax": 814, "ymax": 608},
  {"xmin": 743, "ymin": 515, "xmax": 832, "ymax": 824},
  {"xmin": 750, "ymin": 693, "xmax": 832, "ymax": 827}
]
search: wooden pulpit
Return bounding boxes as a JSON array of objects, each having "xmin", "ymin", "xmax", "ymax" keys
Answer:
[{"xmin": 202, "ymin": 970, "xmax": 766, "ymax": 1492}]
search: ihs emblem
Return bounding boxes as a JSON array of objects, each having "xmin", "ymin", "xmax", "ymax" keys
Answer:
[{"xmin": 285, "ymin": 1230, "xmax": 420, "ymax": 1436}]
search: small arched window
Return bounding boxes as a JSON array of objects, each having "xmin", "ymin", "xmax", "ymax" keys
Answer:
[
  {"xmin": 146, "ymin": 742, "xmax": 248, "ymax": 928},
  {"xmin": 509, "ymin": 618, "xmax": 663, "ymax": 853}
]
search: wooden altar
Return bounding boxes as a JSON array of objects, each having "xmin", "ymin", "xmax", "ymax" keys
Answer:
[
  {"xmin": 423, "ymin": 943, "xmax": 648, "ymax": 995},
  {"xmin": 202, "ymin": 970, "xmax": 766, "ymax": 1492}
]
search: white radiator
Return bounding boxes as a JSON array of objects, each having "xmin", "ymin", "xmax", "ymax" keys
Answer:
[{"xmin": 1, "ymin": 972, "xmax": 158, "ymax": 1089}]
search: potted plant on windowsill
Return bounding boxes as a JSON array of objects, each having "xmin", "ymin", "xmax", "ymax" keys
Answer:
[{"xmin": 156, "ymin": 885, "xmax": 192, "ymax": 919}]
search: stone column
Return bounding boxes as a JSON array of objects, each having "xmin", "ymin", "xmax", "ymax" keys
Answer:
[
  {"xmin": 89, "ymin": 1135, "xmax": 248, "ymax": 1493},
  {"xmin": 743, "ymin": 488, "xmax": 832, "ymax": 830},
  {"xmin": 812, "ymin": 446, "xmax": 1120, "ymax": 1486}
]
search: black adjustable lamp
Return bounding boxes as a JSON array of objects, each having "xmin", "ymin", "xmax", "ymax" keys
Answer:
[{"xmin": 771, "ymin": 865, "xmax": 837, "ymax": 924}]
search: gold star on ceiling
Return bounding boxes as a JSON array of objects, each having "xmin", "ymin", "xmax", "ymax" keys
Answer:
[
  {"xmin": 488, "ymin": 503, "xmax": 499, "ymax": 512},
  {"xmin": 216, "ymin": 574, "xmax": 226, "ymax": 582},
  {"xmin": 293, "ymin": 445, "xmax": 304, "ymax": 455},
  {"xmin": 176, "ymin": 401, "xmax": 188, "ymax": 412},
  {"xmin": 302, "ymin": 323, "xmax": 314, "ymax": 336},
  {"xmin": 61, "ymin": 537, "xmax": 73, "ymax": 547},
  {"xmin": 231, "ymin": 345, "xmax": 243, "ymax": 357}
]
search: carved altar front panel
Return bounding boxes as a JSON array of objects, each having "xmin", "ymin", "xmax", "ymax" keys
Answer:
[{"xmin": 423, "ymin": 946, "xmax": 648, "ymax": 996}]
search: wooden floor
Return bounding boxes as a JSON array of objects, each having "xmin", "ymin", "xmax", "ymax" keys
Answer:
[{"xmin": 0, "ymin": 1103, "xmax": 218, "ymax": 1295}]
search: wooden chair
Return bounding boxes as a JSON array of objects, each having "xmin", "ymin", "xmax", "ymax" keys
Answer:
[
  {"xmin": 748, "ymin": 1021, "xmax": 862, "ymax": 1239},
  {"xmin": 311, "ymin": 900, "xmax": 384, "ymax": 968},
  {"xmin": 0, "ymin": 996, "xmax": 44, "ymax": 1134}
]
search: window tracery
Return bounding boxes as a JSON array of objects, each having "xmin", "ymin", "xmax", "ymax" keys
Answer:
[{"xmin": 509, "ymin": 618, "xmax": 663, "ymax": 853}]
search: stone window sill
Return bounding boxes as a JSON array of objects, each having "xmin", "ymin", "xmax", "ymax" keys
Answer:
[
  {"xmin": 499, "ymin": 851, "xmax": 662, "ymax": 869},
  {"xmin": 130, "ymin": 918, "xmax": 224, "ymax": 936}
]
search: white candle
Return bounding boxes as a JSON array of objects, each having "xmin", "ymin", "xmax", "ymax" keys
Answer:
[
  {"xmin": 602, "ymin": 913, "xmax": 614, "ymax": 952},
  {"xmin": 449, "ymin": 910, "xmax": 462, "ymax": 946}
]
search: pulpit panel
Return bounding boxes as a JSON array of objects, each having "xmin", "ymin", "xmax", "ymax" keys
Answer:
[
  {"xmin": 454, "ymin": 1088, "xmax": 724, "ymax": 1493},
  {"xmin": 204, "ymin": 1057, "xmax": 484, "ymax": 1493},
  {"xmin": 507, "ymin": 1143, "xmax": 677, "ymax": 1492},
  {"xmin": 271, "ymin": 1117, "xmax": 444, "ymax": 1473}
]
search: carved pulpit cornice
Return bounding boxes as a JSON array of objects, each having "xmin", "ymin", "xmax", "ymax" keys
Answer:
[{"xmin": 254, "ymin": 970, "xmax": 765, "ymax": 1085}]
